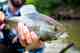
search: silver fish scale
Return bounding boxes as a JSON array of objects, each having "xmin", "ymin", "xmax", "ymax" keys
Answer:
[{"xmin": 7, "ymin": 14, "xmax": 62, "ymax": 41}]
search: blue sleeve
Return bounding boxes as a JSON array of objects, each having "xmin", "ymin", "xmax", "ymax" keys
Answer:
[
  {"xmin": 0, "ymin": 28, "xmax": 17, "ymax": 46},
  {"xmin": 2, "ymin": 28, "xmax": 23, "ymax": 49},
  {"xmin": 0, "ymin": 32, "xmax": 5, "ymax": 44},
  {"xmin": 0, "ymin": 29, "xmax": 13, "ymax": 46},
  {"xmin": 0, "ymin": 31, "xmax": 8, "ymax": 46}
]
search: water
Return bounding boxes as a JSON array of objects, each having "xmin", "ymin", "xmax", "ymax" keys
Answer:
[
  {"xmin": 43, "ymin": 20, "xmax": 80, "ymax": 53},
  {"xmin": 60, "ymin": 20, "xmax": 80, "ymax": 48}
]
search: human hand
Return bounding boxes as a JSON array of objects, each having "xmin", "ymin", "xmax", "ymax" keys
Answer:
[{"xmin": 17, "ymin": 22, "xmax": 39, "ymax": 47}]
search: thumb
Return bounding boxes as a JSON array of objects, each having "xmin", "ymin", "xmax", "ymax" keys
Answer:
[
  {"xmin": 12, "ymin": 36, "xmax": 18, "ymax": 44},
  {"xmin": 31, "ymin": 31, "xmax": 39, "ymax": 41}
]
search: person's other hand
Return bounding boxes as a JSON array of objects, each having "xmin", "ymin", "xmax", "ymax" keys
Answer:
[
  {"xmin": 0, "ymin": 11, "xmax": 5, "ymax": 22},
  {"xmin": 0, "ymin": 11, "xmax": 6, "ymax": 30}
]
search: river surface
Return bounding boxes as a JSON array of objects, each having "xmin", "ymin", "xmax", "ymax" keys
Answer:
[{"xmin": 43, "ymin": 20, "xmax": 80, "ymax": 53}]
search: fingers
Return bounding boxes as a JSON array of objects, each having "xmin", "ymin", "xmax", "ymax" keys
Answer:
[
  {"xmin": 19, "ymin": 31, "xmax": 39, "ymax": 48},
  {"xmin": 23, "ymin": 25, "xmax": 32, "ymax": 44},
  {"xmin": 0, "ymin": 24, "xmax": 6, "ymax": 30},
  {"xmin": 31, "ymin": 31, "xmax": 39, "ymax": 41},
  {"xmin": 17, "ymin": 22, "xmax": 39, "ymax": 47},
  {"xmin": 17, "ymin": 22, "xmax": 25, "ymax": 40},
  {"xmin": 19, "ymin": 38, "xmax": 27, "ymax": 47},
  {"xmin": 17, "ymin": 22, "xmax": 32, "ymax": 44},
  {"xmin": 0, "ymin": 11, "xmax": 5, "ymax": 21},
  {"xmin": 12, "ymin": 36, "xmax": 18, "ymax": 44}
]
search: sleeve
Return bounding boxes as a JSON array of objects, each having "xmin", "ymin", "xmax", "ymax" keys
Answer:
[
  {"xmin": 0, "ymin": 28, "xmax": 17, "ymax": 47},
  {"xmin": 20, "ymin": 4, "xmax": 38, "ymax": 16},
  {"xmin": 0, "ymin": 31, "xmax": 5, "ymax": 43},
  {"xmin": 0, "ymin": 28, "xmax": 12, "ymax": 46},
  {"xmin": 2, "ymin": 28, "xmax": 23, "ymax": 48}
]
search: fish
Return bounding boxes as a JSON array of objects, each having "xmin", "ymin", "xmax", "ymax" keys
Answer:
[
  {"xmin": 6, "ymin": 13, "xmax": 64, "ymax": 41},
  {"xmin": 5, "ymin": 13, "xmax": 65, "ymax": 53}
]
